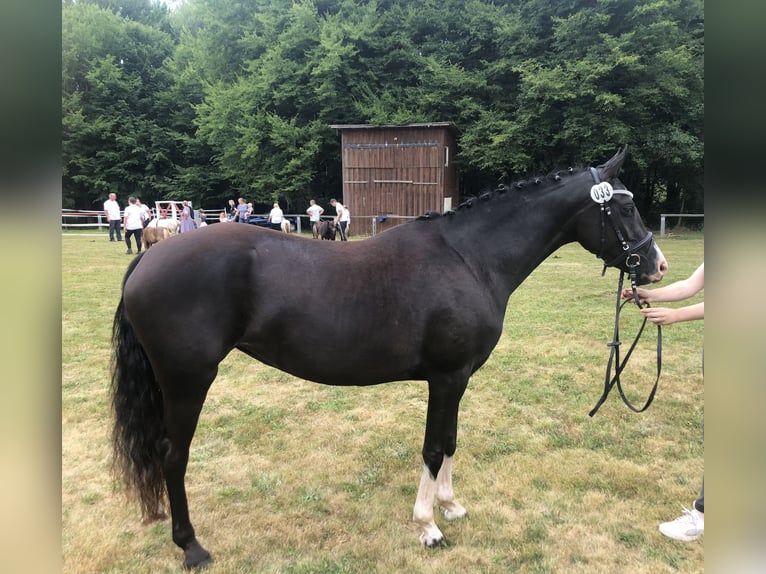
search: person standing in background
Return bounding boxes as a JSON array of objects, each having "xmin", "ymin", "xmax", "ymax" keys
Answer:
[
  {"xmin": 330, "ymin": 198, "xmax": 350, "ymax": 241},
  {"xmin": 268, "ymin": 202, "xmax": 284, "ymax": 230},
  {"xmin": 179, "ymin": 200, "xmax": 195, "ymax": 233},
  {"xmin": 122, "ymin": 196, "xmax": 144, "ymax": 255},
  {"xmin": 236, "ymin": 198, "xmax": 249, "ymax": 224},
  {"xmin": 306, "ymin": 199, "xmax": 324, "ymax": 238},
  {"xmin": 137, "ymin": 199, "xmax": 153, "ymax": 228},
  {"xmin": 103, "ymin": 192, "xmax": 122, "ymax": 242}
]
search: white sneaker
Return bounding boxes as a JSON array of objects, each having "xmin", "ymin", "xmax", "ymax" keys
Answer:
[{"xmin": 659, "ymin": 506, "xmax": 704, "ymax": 541}]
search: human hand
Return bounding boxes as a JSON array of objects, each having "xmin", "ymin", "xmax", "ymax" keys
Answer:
[
  {"xmin": 639, "ymin": 306, "xmax": 677, "ymax": 326},
  {"xmin": 622, "ymin": 287, "xmax": 651, "ymax": 305}
]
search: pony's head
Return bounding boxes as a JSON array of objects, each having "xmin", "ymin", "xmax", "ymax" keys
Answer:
[{"xmin": 574, "ymin": 146, "xmax": 667, "ymax": 285}]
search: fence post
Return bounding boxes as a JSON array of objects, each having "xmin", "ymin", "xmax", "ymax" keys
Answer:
[
  {"xmin": 660, "ymin": 215, "xmax": 666, "ymax": 238},
  {"xmin": 371, "ymin": 216, "xmax": 377, "ymax": 236}
]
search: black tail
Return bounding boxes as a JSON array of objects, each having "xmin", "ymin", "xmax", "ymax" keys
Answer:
[{"xmin": 111, "ymin": 253, "xmax": 166, "ymax": 519}]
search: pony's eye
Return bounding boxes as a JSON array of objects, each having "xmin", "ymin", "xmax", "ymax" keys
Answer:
[{"xmin": 621, "ymin": 206, "xmax": 635, "ymax": 217}]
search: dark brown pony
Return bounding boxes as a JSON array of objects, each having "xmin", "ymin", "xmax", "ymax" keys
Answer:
[
  {"xmin": 317, "ymin": 219, "xmax": 337, "ymax": 240},
  {"xmin": 111, "ymin": 148, "xmax": 667, "ymax": 569}
]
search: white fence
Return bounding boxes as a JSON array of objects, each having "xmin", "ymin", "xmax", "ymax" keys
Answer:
[
  {"xmin": 62, "ymin": 210, "xmax": 113, "ymax": 231},
  {"xmin": 63, "ymin": 205, "xmax": 204, "ymax": 231},
  {"xmin": 62, "ymin": 208, "xmax": 320, "ymax": 233},
  {"xmin": 63, "ymin": 209, "xmax": 420, "ymax": 237}
]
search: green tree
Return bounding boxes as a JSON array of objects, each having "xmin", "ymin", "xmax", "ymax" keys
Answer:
[
  {"xmin": 62, "ymin": 0, "xmax": 703, "ymax": 222},
  {"xmin": 62, "ymin": 0, "xmax": 178, "ymax": 208}
]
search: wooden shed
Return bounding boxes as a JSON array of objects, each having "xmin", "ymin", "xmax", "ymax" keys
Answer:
[{"xmin": 329, "ymin": 123, "xmax": 459, "ymax": 236}]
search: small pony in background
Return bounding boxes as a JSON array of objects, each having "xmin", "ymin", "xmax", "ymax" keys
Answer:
[
  {"xmin": 142, "ymin": 218, "xmax": 180, "ymax": 250},
  {"xmin": 280, "ymin": 219, "xmax": 291, "ymax": 233},
  {"xmin": 317, "ymin": 220, "xmax": 336, "ymax": 240}
]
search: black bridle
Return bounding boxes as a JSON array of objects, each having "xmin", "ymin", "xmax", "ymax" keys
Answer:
[{"xmin": 587, "ymin": 166, "xmax": 662, "ymax": 417}]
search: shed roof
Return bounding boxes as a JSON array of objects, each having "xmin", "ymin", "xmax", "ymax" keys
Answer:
[{"xmin": 329, "ymin": 122, "xmax": 456, "ymax": 131}]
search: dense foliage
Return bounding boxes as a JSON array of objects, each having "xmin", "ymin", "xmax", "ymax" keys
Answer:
[{"xmin": 62, "ymin": 0, "xmax": 703, "ymax": 222}]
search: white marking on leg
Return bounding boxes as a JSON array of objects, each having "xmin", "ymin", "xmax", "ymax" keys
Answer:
[
  {"xmin": 436, "ymin": 455, "xmax": 467, "ymax": 520},
  {"xmin": 412, "ymin": 463, "xmax": 444, "ymax": 547}
]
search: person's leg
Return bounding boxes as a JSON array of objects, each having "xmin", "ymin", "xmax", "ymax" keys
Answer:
[
  {"xmin": 125, "ymin": 229, "xmax": 133, "ymax": 254},
  {"xmin": 135, "ymin": 228, "xmax": 143, "ymax": 253},
  {"xmin": 659, "ymin": 444, "xmax": 704, "ymax": 541},
  {"xmin": 339, "ymin": 221, "xmax": 347, "ymax": 241},
  {"xmin": 108, "ymin": 220, "xmax": 115, "ymax": 241},
  {"xmin": 116, "ymin": 220, "xmax": 123, "ymax": 241},
  {"xmin": 694, "ymin": 477, "xmax": 704, "ymax": 513}
]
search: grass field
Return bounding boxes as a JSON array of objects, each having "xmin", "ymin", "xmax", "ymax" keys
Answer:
[{"xmin": 62, "ymin": 230, "xmax": 704, "ymax": 573}]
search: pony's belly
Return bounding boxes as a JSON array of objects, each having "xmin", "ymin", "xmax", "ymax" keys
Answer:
[{"xmin": 235, "ymin": 343, "xmax": 420, "ymax": 387}]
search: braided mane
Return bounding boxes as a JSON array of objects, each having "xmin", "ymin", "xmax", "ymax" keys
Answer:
[{"xmin": 415, "ymin": 166, "xmax": 585, "ymax": 222}]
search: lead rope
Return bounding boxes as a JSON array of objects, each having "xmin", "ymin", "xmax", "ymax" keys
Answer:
[{"xmin": 589, "ymin": 266, "xmax": 663, "ymax": 417}]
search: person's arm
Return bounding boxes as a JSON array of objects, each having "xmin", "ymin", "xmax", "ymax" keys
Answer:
[
  {"xmin": 640, "ymin": 301, "xmax": 703, "ymax": 326},
  {"xmin": 625, "ymin": 263, "xmax": 704, "ymax": 304}
]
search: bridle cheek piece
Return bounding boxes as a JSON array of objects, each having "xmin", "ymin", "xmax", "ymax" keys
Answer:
[{"xmin": 588, "ymin": 170, "xmax": 652, "ymax": 303}]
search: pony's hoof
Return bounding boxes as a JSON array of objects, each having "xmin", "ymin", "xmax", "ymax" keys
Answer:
[
  {"xmin": 182, "ymin": 542, "xmax": 212, "ymax": 570},
  {"xmin": 438, "ymin": 499, "xmax": 467, "ymax": 521},
  {"xmin": 442, "ymin": 506, "xmax": 467, "ymax": 521},
  {"xmin": 423, "ymin": 536, "xmax": 448, "ymax": 549},
  {"xmin": 419, "ymin": 528, "xmax": 447, "ymax": 548}
]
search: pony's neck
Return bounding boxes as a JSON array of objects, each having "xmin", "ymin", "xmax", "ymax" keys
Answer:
[{"xmin": 443, "ymin": 183, "xmax": 589, "ymax": 300}]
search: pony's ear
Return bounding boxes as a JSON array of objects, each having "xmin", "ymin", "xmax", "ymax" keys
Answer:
[{"xmin": 595, "ymin": 145, "xmax": 628, "ymax": 181}]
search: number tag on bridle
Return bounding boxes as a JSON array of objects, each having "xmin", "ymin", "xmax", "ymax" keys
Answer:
[{"xmin": 590, "ymin": 182, "xmax": 614, "ymax": 204}]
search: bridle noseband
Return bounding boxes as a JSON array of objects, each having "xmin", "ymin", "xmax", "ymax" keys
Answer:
[{"xmin": 587, "ymin": 166, "xmax": 662, "ymax": 417}]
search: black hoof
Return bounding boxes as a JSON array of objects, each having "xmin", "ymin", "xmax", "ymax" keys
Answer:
[
  {"xmin": 424, "ymin": 537, "xmax": 448, "ymax": 549},
  {"xmin": 182, "ymin": 541, "xmax": 213, "ymax": 570}
]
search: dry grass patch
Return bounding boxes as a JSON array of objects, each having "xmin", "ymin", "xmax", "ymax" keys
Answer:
[{"xmin": 62, "ymin": 232, "xmax": 703, "ymax": 573}]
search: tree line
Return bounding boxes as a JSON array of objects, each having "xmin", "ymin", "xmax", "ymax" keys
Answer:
[{"xmin": 62, "ymin": 0, "xmax": 703, "ymax": 223}]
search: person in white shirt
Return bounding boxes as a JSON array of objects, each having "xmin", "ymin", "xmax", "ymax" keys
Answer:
[
  {"xmin": 268, "ymin": 202, "xmax": 284, "ymax": 230},
  {"xmin": 330, "ymin": 198, "xmax": 350, "ymax": 241},
  {"xmin": 103, "ymin": 192, "xmax": 122, "ymax": 242},
  {"xmin": 306, "ymin": 199, "xmax": 324, "ymax": 238},
  {"xmin": 137, "ymin": 199, "xmax": 153, "ymax": 228},
  {"xmin": 122, "ymin": 197, "xmax": 145, "ymax": 254}
]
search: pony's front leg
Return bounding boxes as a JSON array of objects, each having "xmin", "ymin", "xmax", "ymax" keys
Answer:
[
  {"xmin": 412, "ymin": 455, "xmax": 467, "ymax": 547},
  {"xmin": 413, "ymin": 375, "xmax": 469, "ymax": 547},
  {"xmin": 435, "ymin": 455, "xmax": 466, "ymax": 520},
  {"xmin": 413, "ymin": 463, "xmax": 445, "ymax": 547}
]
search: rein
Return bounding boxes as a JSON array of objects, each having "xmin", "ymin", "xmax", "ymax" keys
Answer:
[
  {"xmin": 586, "ymin": 166, "xmax": 663, "ymax": 416},
  {"xmin": 588, "ymin": 270, "xmax": 662, "ymax": 417}
]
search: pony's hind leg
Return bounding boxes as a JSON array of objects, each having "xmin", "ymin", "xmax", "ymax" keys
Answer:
[{"xmin": 160, "ymin": 381, "xmax": 216, "ymax": 569}]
